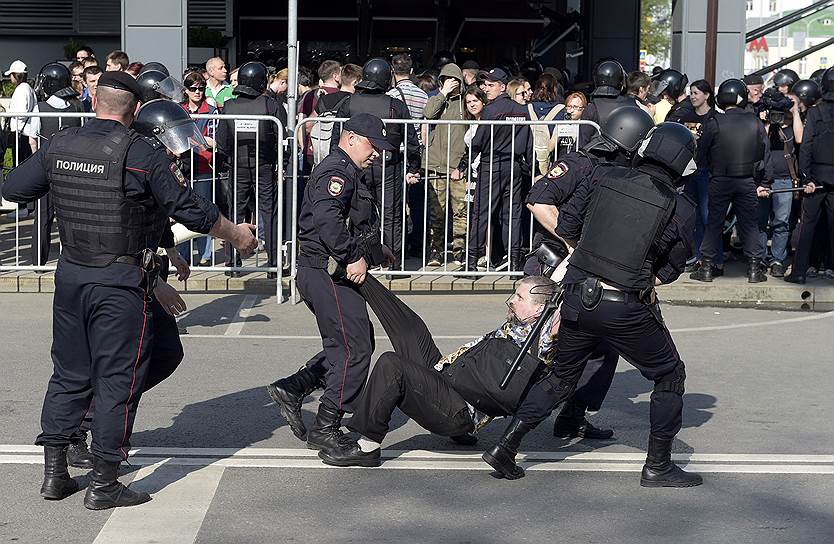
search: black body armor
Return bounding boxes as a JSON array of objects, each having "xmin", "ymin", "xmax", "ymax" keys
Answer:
[{"xmin": 709, "ymin": 112, "xmax": 765, "ymax": 177}]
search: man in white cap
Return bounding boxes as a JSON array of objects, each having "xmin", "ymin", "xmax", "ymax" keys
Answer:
[{"xmin": 4, "ymin": 60, "xmax": 38, "ymax": 165}]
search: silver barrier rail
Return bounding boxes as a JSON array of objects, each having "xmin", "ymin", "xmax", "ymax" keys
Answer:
[
  {"xmin": 0, "ymin": 111, "xmax": 287, "ymax": 301},
  {"xmin": 293, "ymin": 116, "xmax": 600, "ymax": 301}
]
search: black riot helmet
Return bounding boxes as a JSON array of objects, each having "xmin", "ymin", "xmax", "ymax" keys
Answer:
[
  {"xmin": 810, "ymin": 68, "xmax": 826, "ymax": 85},
  {"xmin": 772, "ymin": 68, "xmax": 799, "ymax": 90},
  {"xmin": 592, "ymin": 60, "xmax": 626, "ymax": 97},
  {"xmin": 791, "ymin": 79, "xmax": 821, "ymax": 107},
  {"xmin": 520, "ymin": 60, "xmax": 544, "ymax": 85},
  {"xmin": 36, "ymin": 63, "xmax": 75, "ymax": 99},
  {"xmin": 356, "ymin": 58, "xmax": 393, "ymax": 92},
  {"xmin": 136, "ymin": 69, "xmax": 186, "ymax": 103},
  {"xmin": 652, "ymin": 69, "xmax": 689, "ymax": 100},
  {"xmin": 133, "ymin": 99, "xmax": 208, "ymax": 155},
  {"xmin": 432, "ymin": 50, "xmax": 457, "ymax": 71},
  {"xmin": 822, "ymin": 67, "xmax": 834, "ymax": 100},
  {"xmin": 637, "ymin": 122, "xmax": 697, "ymax": 181},
  {"xmin": 236, "ymin": 61, "xmax": 268, "ymax": 97},
  {"xmin": 598, "ymin": 106, "xmax": 655, "ymax": 153},
  {"xmin": 138, "ymin": 62, "xmax": 170, "ymax": 77},
  {"xmin": 716, "ymin": 78, "xmax": 749, "ymax": 109}
]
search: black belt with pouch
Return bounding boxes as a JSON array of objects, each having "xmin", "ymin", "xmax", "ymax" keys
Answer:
[
  {"xmin": 566, "ymin": 278, "xmax": 657, "ymax": 310},
  {"xmin": 115, "ymin": 249, "xmax": 162, "ymax": 296}
]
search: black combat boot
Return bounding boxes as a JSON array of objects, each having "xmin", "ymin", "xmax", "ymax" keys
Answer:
[
  {"xmin": 689, "ymin": 258, "xmax": 715, "ymax": 282},
  {"xmin": 450, "ymin": 432, "xmax": 479, "ymax": 446},
  {"xmin": 553, "ymin": 399, "xmax": 614, "ymax": 440},
  {"xmin": 747, "ymin": 257, "xmax": 768, "ymax": 283},
  {"xmin": 482, "ymin": 418, "xmax": 535, "ymax": 480},
  {"xmin": 640, "ymin": 435, "xmax": 703, "ymax": 488},
  {"xmin": 318, "ymin": 437, "xmax": 382, "ymax": 467},
  {"xmin": 67, "ymin": 432, "xmax": 94, "ymax": 469},
  {"xmin": 267, "ymin": 366, "xmax": 322, "ymax": 440},
  {"xmin": 40, "ymin": 445, "xmax": 79, "ymax": 500},
  {"xmin": 84, "ymin": 457, "xmax": 151, "ymax": 510},
  {"xmin": 306, "ymin": 403, "xmax": 352, "ymax": 452}
]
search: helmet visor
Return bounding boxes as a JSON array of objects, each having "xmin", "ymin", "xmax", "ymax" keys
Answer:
[
  {"xmin": 154, "ymin": 76, "xmax": 187, "ymax": 101},
  {"xmin": 156, "ymin": 119, "xmax": 208, "ymax": 155}
]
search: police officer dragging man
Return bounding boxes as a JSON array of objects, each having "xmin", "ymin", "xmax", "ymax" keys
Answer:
[
  {"xmin": 690, "ymin": 78, "xmax": 770, "ymax": 283},
  {"xmin": 266, "ymin": 113, "xmax": 398, "ymax": 453},
  {"xmin": 481, "ymin": 123, "xmax": 702, "ymax": 487},
  {"xmin": 28, "ymin": 63, "xmax": 84, "ymax": 267},
  {"xmin": 330, "ymin": 58, "xmax": 421, "ymax": 271},
  {"xmin": 217, "ymin": 61, "xmax": 287, "ymax": 278},
  {"xmin": 2, "ymin": 71, "xmax": 258, "ymax": 510}
]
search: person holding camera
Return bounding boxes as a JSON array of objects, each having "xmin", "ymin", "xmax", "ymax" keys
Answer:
[
  {"xmin": 266, "ymin": 114, "xmax": 397, "ymax": 453},
  {"xmin": 691, "ymin": 78, "xmax": 769, "ymax": 283},
  {"xmin": 787, "ymin": 68, "xmax": 834, "ymax": 283}
]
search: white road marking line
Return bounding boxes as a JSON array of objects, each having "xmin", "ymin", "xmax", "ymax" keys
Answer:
[
  {"xmin": 223, "ymin": 295, "xmax": 258, "ymax": 336},
  {"xmin": 92, "ymin": 461, "xmax": 225, "ymax": 544},
  {"xmin": 4, "ymin": 447, "xmax": 834, "ymax": 475},
  {"xmin": 181, "ymin": 308, "xmax": 834, "ymax": 340}
]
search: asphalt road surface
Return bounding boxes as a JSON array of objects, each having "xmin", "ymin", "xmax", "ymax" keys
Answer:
[{"xmin": 2, "ymin": 292, "xmax": 833, "ymax": 543}]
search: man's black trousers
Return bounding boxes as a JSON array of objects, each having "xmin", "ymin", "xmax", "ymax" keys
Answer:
[
  {"xmin": 233, "ymin": 164, "xmax": 279, "ymax": 267},
  {"xmin": 364, "ymin": 157, "xmax": 405, "ymax": 265},
  {"xmin": 700, "ymin": 176, "xmax": 764, "ymax": 261},
  {"xmin": 467, "ymin": 158, "xmax": 525, "ymax": 266}
]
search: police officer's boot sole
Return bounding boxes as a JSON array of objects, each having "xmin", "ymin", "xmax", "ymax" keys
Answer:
[
  {"xmin": 266, "ymin": 382, "xmax": 307, "ymax": 441},
  {"xmin": 318, "ymin": 445, "xmax": 381, "ymax": 467},
  {"xmin": 482, "ymin": 446, "xmax": 525, "ymax": 480},
  {"xmin": 40, "ymin": 445, "xmax": 79, "ymax": 500},
  {"xmin": 640, "ymin": 464, "xmax": 703, "ymax": 488}
]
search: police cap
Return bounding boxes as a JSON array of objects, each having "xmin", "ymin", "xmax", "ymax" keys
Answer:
[
  {"xmin": 344, "ymin": 113, "xmax": 395, "ymax": 151},
  {"xmin": 479, "ymin": 67, "xmax": 509, "ymax": 85},
  {"xmin": 97, "ymin": 71, "xmax": 143, "ymax": 100}
]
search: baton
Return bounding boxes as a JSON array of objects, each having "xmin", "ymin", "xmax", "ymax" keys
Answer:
[
  {"xmin": 766, "ymin": 186, "xmax": 820, "ymax": 196},
  {"xmin": 499, "ymin": 284, "xmax": 564, "ymax": 390}
]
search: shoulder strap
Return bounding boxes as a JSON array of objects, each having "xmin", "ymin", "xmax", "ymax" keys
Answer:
[
  {"xmin": 543, "ymin": 104, "xmax": 564, "ymax": 121},
  {"xmin": 527, "ymin": 103, "xmax": 538, "ymax": 121}
]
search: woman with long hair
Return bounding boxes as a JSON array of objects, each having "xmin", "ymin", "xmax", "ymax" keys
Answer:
[
  {"xmin": 683, "ymin": 79, "xmax": 716, "ymax": 271},
  {"xmin": 507, "ymin": 77, "xmax": 532, "ymax": 105}
]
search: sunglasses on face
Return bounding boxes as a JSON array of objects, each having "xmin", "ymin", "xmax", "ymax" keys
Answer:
[{"xmin": 187, "ymin": 86, "xmax": 206, "ymax": 92}]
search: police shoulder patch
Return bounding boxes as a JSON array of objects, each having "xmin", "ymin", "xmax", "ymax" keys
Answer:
[
  {"xmin": 169, "ymin": 162, "xmax": 187, "ymax": 188},
  {"xmin": 327, "ymin": 175, "xmax": 346, "ymax": 196},
  {"xmin": 547, "ymin": 161, "xmax": 569, "ymax": 179}
]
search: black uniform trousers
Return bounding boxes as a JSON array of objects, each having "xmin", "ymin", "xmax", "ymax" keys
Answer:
[
  {"xmin": 30, "ymin": 192, "xmax": 55, "ymax": 266},
  {"xmin": 700, "ymin": 176, "xmax": 764, "ymax": 261},
  {"xmin": 36, "ymin": 260, "xmax": 154, "ymax": 463},
  {"xmin": 364, "ymin": 155, "xmax": 406, "ymax": 266},
  {"xmin": 76, "ymin": 290, "xmax": 184, "ymax": 437},
  {"xmin": 347, "ymin": 275, "xmax": 473, "ymax": 443},
  {"xmin": 232, "ymin": 163, "xmax": 279, "ymax": 267},
  {"xmin": 298, "ymin": 266, "xmax": 374, "ymax": 412},
  {"xmin": 467, "ymin": 158, "xmax": 525, "ymax": 267},
  {"xmin": 792, "ymin": 186, "xmax": 834, "ymax": 275},
  {"xmin": 516, "ymin": 293, "xmax": 684, "ymax": 441}
]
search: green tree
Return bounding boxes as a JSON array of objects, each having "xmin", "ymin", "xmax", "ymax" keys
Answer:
[{"xmin": 641, "ymin": 0, "xmax": 672, "ymax": 67}]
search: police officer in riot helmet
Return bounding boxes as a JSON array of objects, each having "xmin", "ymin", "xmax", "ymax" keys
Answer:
[
  {"xmin": 135, "ymin": 69, "xmax": 185, "ymax": 103},
  {"xmin": 792, "ymin": 79, "xmax": 821, "ymax": 111},
  {"xmin": 691, "ymin": 78, "xmax": 770, "ymax": 283},
  {"xmin": 787, "ymin": 67, "xmax": 834, "ymax": 283},
  {"xmin": 579, "ymin": 59, "xmax": 637, "ymax": 147},
  {"xmin": 485, "ymin": 122, "xmax": 702, "ymax": 488},
  {"xmin": 1, "ymin": 71, "xmax": 257, "ymax": 510},
  {"xmin": 525, "ymin": 105, "xmax": 655, "ymax": 441},
  {"xmin": 330, "ymin": 58, "xmax": 421, "ymax": 271},
  {"xmin": 772, "ymin": 68, "xmax": 800, "ymax": 94},
  {"xmin": 655, "ymin": 69, "xmax": 693, "ymax": 123},
  {"xmin": 216, "ymin": 61, "xmax": 287, "ymax": 278},
  {"xmin": 810, "ymin": 68, "xmax": 826, "ymax": 86},
  {"xmin": 29, "ymin": 63, "xmax": 84, "ymax": 266},
  {"xmin": 138, "ymin": 61, "xmax": 170, "ymax": 77}
]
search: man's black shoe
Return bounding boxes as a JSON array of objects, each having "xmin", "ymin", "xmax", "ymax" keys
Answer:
[
  {"xmin": 67, "ymin": 433, "xmax": 94, "ymax": 469},
  {"xmin": 84, "ymin": 457, "xmax": 151, "ymax": 510},
  {"xmin": 640, "ymin": 435, "xmax": 702, "ymax": 488},
  {"xmin": 482, "ymin": 418, "xmax": 534, "ymax": 480},
  {"xmin": 266, "ymin": 367, "xmax": 321, "ymax": 441},
  {"xmin": 40, "ymin": 445, "xmax": 79, "ymax": 500},
  {"xmin": 784, "ymin": 273, "xmax": 806, "ymax": 284},
  {"xmin": 770, "ymin": 262, "xmax": 785, "ymax": 277},
  {"xmin": 306, "ymin": 403, "xmax": 352, "ymax": 451},
  {"xmin": 450, "ymin": 432, "xmax": 479, "ymax": 446},
  {"xmin": 318, "ymin": 440, "xmax": 381, "ymax": 467},
  {"xmin": 689, "ymin": 258, "xmax": 715, "ymax": 282},
  {"xmin": 747, "ymin": 258, "xmax": 768, "ymax": 283},
  {"xmin": 553, "ymin": 417, "xmax": 614, "ymax": 440}
]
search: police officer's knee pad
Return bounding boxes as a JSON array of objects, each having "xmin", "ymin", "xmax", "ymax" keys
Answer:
[{"xmin": 653, "ymin": 361, "xmax": 686, "ymax": 396}]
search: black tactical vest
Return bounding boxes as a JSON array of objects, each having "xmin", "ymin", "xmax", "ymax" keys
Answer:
[
  {"xmin": 812, "ymin": 102, "xmax": 834, "ymax": 166},
  {"xmin": 709, "ymin": 111, "xmax": 766, "ymax": 177},
  {"xmin": 570, "ymin": 166, "xmax": 676, "ymax": 290},
  {"xmin": 348, "ymin": 92, "xmax": 403, "ymax": 149},
  {"xmin": 46, "ymin": 125, "xmax": 167, "ymax": 267},
  {"xmin": 593, "ymin": 95, "xmax": 638, "ymax": 126},
  {"xmin": 37, "ymin": 99, "xmax": 82, "ymax": 142}
]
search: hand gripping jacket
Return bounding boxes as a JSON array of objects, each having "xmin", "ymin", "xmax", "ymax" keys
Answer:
[
  {"xmin": 46, "ymin": 124, "xmax": 168, "ymax": 267},
  {"xmin": 709, "ymin": 112, "xmax": 766, "ymax": 177},
  {"xmin": 569, "ymin": 166, "xmax": 677, "ymax": 291}
]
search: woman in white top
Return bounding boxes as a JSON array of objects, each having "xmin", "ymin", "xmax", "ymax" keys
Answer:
[{"xmin": 5, "ymin": 60, "xmax": 38, "ymax": 164}]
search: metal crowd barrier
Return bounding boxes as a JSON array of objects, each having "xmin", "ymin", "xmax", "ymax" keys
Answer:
[
  {"xmin": 293, "ymin": 117, "xmax": 600, "ymax": 301},
  {"xmin": 0, "ymin": 111, "xmax": 286, "ymax": 300}
]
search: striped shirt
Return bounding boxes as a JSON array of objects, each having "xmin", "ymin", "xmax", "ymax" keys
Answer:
[{"xmin": 388, "ymin": 79, "xmax": 427, "ymax": 145}]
